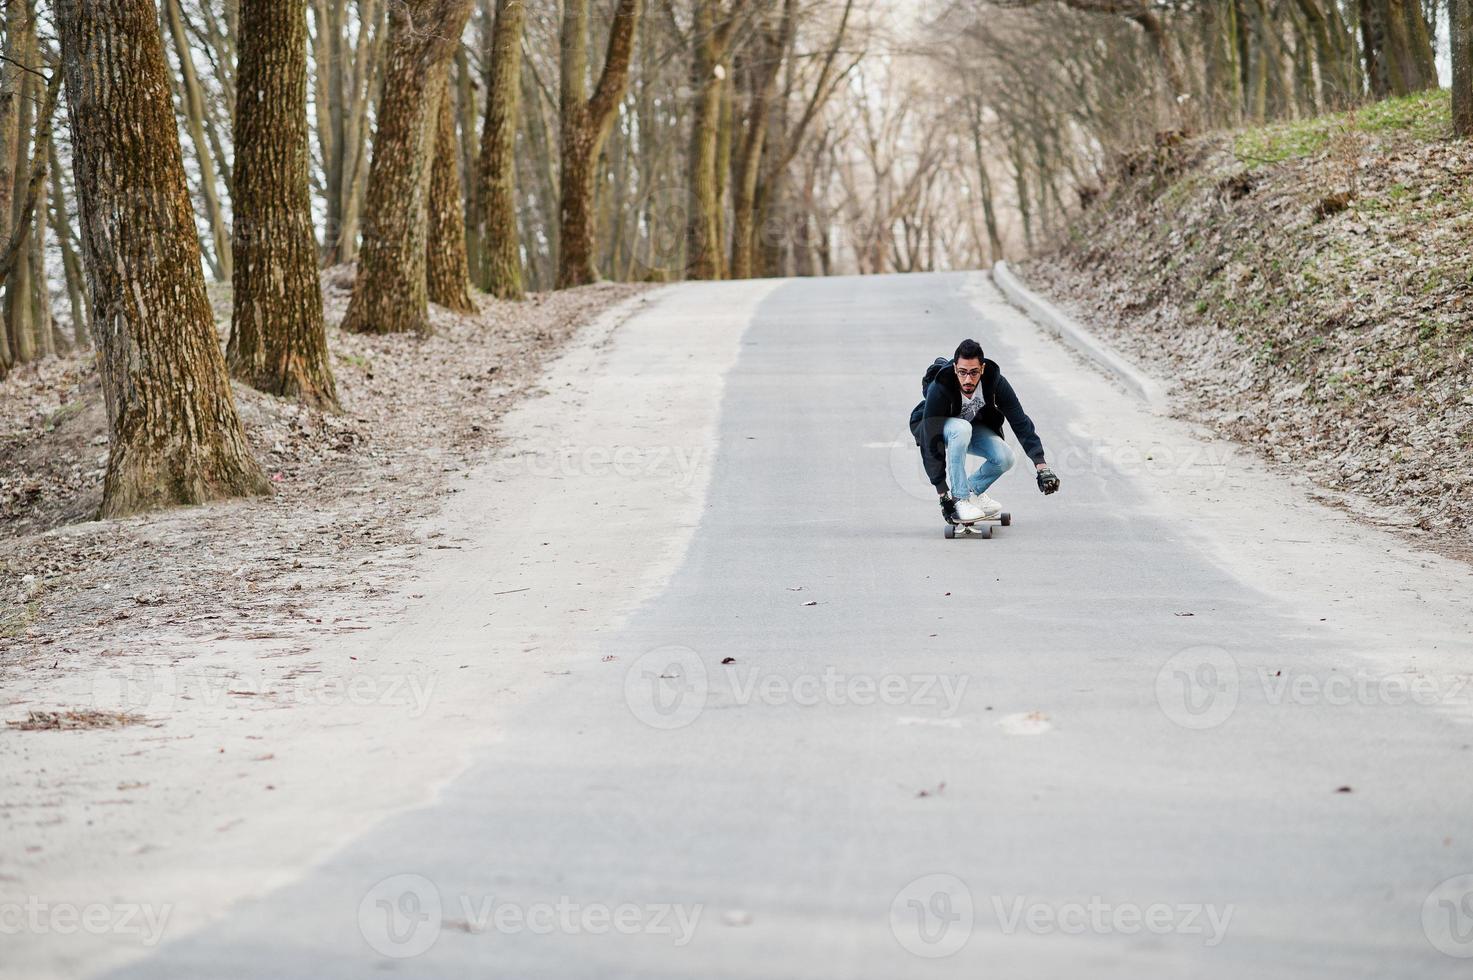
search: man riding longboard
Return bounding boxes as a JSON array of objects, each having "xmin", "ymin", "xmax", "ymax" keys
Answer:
[{"xmin": 909, "ymin": 338, "xmax": 1061, "ymax": 525}]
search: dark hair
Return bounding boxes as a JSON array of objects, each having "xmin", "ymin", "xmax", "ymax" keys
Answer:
[{"xmin": 954, "ymin": 339, "xmax": 984, "ymax": 363}]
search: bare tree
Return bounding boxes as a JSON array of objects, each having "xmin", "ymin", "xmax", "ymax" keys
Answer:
[
  {"xmin": 227, "ymin": 0, "xmax": 340, "ymax": 410},
  {"xmin": 55, "ymin": 0, "xmax": 269, "ymax": 515},
  {"xmin": 557, "ymin": 0, "xmax": 643, "ymax": 288},
  {"xmin": 312, "ymin": 0, "xmax": 386, "ymax": 265},
  {"xmin": 730, "ymin": 0, "xmax": 793, "ymax": 279},
  {"xmin": 684, "ymin": 0, "xmax": 749, "ymax": 280},
  {"xmin": 474, "ymin": 0, "xmax": 528, "ymax": 299},
  {"xmin": 1455, "ymin": 0, "xmax": 1473, "ymax": 136},
  {"xmin": 341, "ymin": 0, "xmax": 475, "ymax": 334},
  {"xmin": 163, "ymin": 0, "xmax": 232, "ymax": 281},
  {"xmin": 426, "ymin": 75, "xmax": 477, "ymax": 313},
  {"xmin": 753, "ymin": 0, "xmax": 855, "ymax": 277},
  {"xmin": 1360, "ymin": 0, "xmax": 1439, "ymax": 98}
]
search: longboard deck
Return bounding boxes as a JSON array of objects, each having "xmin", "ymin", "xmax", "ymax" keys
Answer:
[{"xmin": 943, "ymin": 512, "xmax": 1012, "ymax": 539}]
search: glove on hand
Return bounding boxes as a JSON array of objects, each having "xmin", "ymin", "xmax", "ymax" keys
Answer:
[{"xmin": 1036, "ymin": 467, "xmax": 1060, "ymax": 495}]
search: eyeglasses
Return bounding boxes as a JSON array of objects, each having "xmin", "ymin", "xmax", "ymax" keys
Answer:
[{"xmin": 956, "ymin": 368, "xmax": 983, "ymax": 380}]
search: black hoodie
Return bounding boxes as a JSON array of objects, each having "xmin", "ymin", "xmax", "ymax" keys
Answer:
[{"xmin": 908, "ymin": 358, "xmax": 1047, "ymax": 495}]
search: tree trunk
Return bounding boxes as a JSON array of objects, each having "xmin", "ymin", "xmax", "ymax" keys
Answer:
[
  {"xmin": 1216, "ymin": 0, "xmax": 1245, "ymax": 123},
  {"xmin": 1360, "ymin": 0, "xmax": 1387, "ymax": 96},
  {"xmin": 56, "ymin": 0, "xmax": 269, "ymax": 517},
  {"xmin": 557, "ymin": 111, "xmax": 600, "ymax": 287},
  {"xmin": 6, "ymin": 9, "xmax": 35, "ymax": 367},
  {"xmin": 312, "ymin": 0, "xmax": 344, "ymax": 257},
  {"xmin": 426, "ymin": 77, "xmax": 477, "ymax": 313},
  {"xmin": 0, "ymin": 13, "xmax": 20, "ymax": 238},
  {"xmin": 28, "ymin": 118, "xmax": 53, "ymax": 360},
  {"xmin": 731, "ymin": 0, "xmax": 793, "ymax": 280},
  {"xmin": 1398, "ymin": 0, "xmax": 1439, "ymax": 89},
  {"xmin": 1295, "ymin": 0, "xmax": 1361, "ymax": 109},
  {"xmin": 314, "ymin": 0, "xmax": 383, "ymax": 264},
  {"xmin": 605, "ymin": 104, "xmax": 632, "ymax": 275},
  {"xmin": 1129, "ymin": 9, "xmax": 1190, "ymax": 130},
  {"xmin": 48, "ymin": 137, "xmax": 89, "ymax": 345},
  {"xmin": 556, "ymin": 0, "xmax": 643, "ymax": 289},
  {"xmin": 1455, "ymin": 0, "xmax": 1473, "ymax": 136},
  {"xmin": 0, "ymin": 6, "xmax": 20, "ymax": 373},
  {"xmin": 1361, "ymin": 0, "xmax": 1439, "ymax": 97},
  {"xmin": 164, "ymin": 0, "xmax": 232, "ymax": 282},
  {"xmin": 967, "ymin": 99, "xmax": 1003, "ymax": 264},
  {"xmin": 520, "ymin": 57, "xmax": 558, "ymax": 289},
  {"xmin": 474, "ymin": 0, "xmax": 525, "ymax": 299},
  {"xmin": 754, "ymin": 0, "xmax": 853, "ymax": 277},
  {"xmin": 341, "ymin": 0, "xmax": 475, "ymax": 335},
  {"xmin": 715, "ymin": 70, "xmax": 733, "ymax": 278},
  {"xmin": 685, "ymin": 0, "xmax": 724, "ymax": 281},
  {"xmin": 454, "ymin": 43, "xmax": 478, "ymax": 204},
  {"xmin": 1007, "ymin": 132, "xmax": 1033, "ymax": 251},
  {"xmin": 729, "ymin": 91, "xmax": 768, "ymax": 279},
  {"xmin": 0, "ymin": 58, "xmax": 59, "ymax": 298},
  {"xmin": 227, "ymin": 0, "xmax": 339, "ymax": 410}
]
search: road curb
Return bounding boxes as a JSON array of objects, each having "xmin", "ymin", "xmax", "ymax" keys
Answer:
[{"xmin": 992, "ymin": 260, "xmax": 1166, "ymax": 412}]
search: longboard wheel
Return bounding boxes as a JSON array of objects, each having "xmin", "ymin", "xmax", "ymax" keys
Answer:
[
  {"xmin": 1000, "ymin": 512, "xmax": 1011, "ymax": 527},
  {"xmin": 944, "ymin": 524, "xmax": 956, "ymax": 539},
  {"xmin": 979, "ymin": 524, "xmax": 993, "ymax": 539}
]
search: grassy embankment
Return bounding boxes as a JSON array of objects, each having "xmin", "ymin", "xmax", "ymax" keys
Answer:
[{"xmin": 1023, "ymin": 90, "xmax": 1472, "ymax": 546}]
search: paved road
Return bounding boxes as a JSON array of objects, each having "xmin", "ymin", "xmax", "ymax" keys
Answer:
[{"xmin": 106, "ymin": 273, "xmax": 1473, "ymax": 978}]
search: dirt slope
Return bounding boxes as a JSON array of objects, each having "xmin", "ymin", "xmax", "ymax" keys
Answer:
[
  {"xmin": 0, "ymin": 272, "xmax": 643, "ymax": 651},
  {"xmin": 1022, "ymin": 91, "xmax": 1472, "ymax": 557}
]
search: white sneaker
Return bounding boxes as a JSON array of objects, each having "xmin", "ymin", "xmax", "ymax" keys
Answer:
[
  {"xmin": 974, "ymin": 493, "xmax": 1003, "ymax": 517},
  {"xmin": 952, "ymin": 497, "xmax": 985, "ymax": 523}
]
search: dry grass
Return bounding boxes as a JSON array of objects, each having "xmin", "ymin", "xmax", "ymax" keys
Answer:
[
  {"xmin": 7, "ymin": 709, "xmax": 150, "ymax": 731},
  {"xmin": 1024, "ymin": 92, "xmax": 1473, "ymax": 558}
]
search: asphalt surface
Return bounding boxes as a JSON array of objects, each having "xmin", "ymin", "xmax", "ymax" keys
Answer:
[{"xmin": 104, "ymin": 273, "xmax": 1473, "ymax": 978}]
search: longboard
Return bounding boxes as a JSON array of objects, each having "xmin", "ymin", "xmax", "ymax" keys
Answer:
[{"xmin": 943, "ymin": 512, "xmax": 1011, "ymax": 539}]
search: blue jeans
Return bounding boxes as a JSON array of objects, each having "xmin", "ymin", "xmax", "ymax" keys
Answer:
[{"xmin": 943, "ymin": 418, "xmax": 1016, "ymax": 498}]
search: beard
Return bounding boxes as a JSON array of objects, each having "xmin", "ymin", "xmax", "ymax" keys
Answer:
[{"xmin": 960, "ymin": 384, "xmax": 977, "ymax": 396}]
